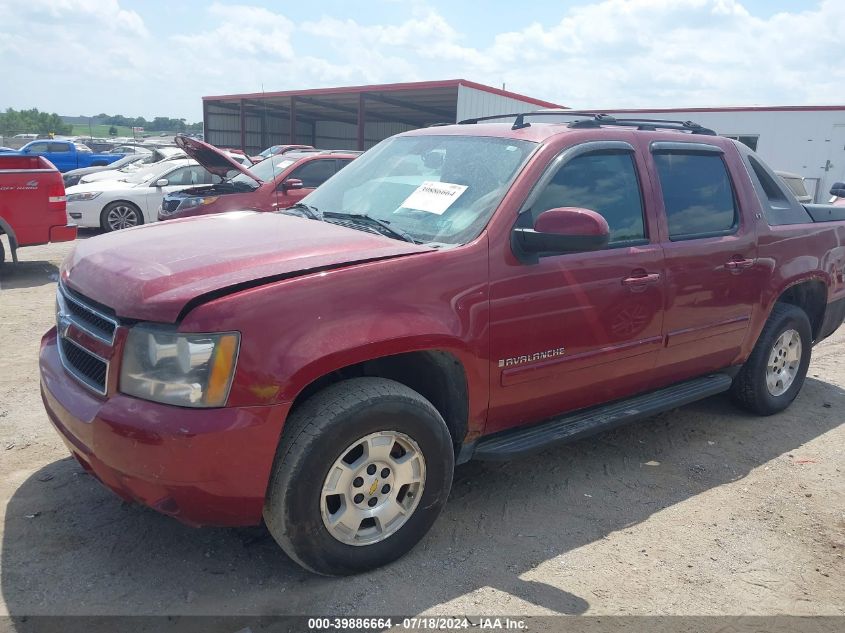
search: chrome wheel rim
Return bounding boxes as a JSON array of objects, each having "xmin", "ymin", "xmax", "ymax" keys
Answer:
[
  {"xmin": 766, "ymin": 328, "xmax": 802, "ymax": 396},
  {"xmin": 106, "ymin": 205, "xmax": 139, "ymax": 231},
  {"xmin": 321, "ymin": 430, "xmax": 426, "ymax": 546}
]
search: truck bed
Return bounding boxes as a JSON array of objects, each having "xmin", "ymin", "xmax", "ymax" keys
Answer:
[{"xmin": 805, "ymin": 204, "xmax": 845, "ymax": 223}]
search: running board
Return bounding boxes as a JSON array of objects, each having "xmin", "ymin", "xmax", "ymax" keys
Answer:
[{"xmin": 473, "ymin": 373, "xmax": 733, "ymax": 461}]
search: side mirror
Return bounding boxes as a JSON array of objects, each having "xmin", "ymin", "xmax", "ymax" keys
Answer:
[
  {"xmin": 830, "ymin": 182, "xmax": 845, "ymax": 197},
  {"xmin": 513, "ymin": 207, "xmax": 610, "ymax": 259},
  {"xmin": 154, "ymin": 178, "xmax": 169, "ymax": 187},
  {"xmin": 281, "ymin": 177, "xmax": 304, "ymax": 191}
]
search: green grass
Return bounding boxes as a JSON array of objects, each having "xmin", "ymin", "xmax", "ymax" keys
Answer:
[{"xmin": 69, "ymin": 123, "xmax": 171, "ymax": 138}]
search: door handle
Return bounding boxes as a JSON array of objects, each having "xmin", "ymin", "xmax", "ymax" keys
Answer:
[
  {"xmin": 622, "ymin": 272, "xmax": 661, "ymax": 289},
  {"xmin": 725, "ymin": 258, "xmax": 754, "ymax": 272}
]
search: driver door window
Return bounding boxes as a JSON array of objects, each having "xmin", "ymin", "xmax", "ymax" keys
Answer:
[{"xmin": 527, "ymin": 151, "xmax": 646, "ymax": 246}]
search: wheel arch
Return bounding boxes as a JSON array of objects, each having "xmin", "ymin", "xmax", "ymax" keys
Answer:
[
  {"xmin": 100, "ymin": 199, "xmax": 144, "ymax": 227},
  {"xmin": 0, "ymin": 216, "xmax": 19, "ymax": 261},
  {"xmin": 288, "ymin": 349, "xmax": 471, "ymax": 453},
  {"xmin": 771, "ymin": 277, "xmax": 828, "ymax": 341}
]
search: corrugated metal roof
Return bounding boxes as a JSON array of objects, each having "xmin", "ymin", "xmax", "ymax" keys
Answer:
[{"xmin": 203, "ymin": 79, "xmax": 562, "ymax": 109}]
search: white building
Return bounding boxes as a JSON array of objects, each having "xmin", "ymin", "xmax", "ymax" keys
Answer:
[{"xmin": 602, "ymin": 106, "xmax": 845, "ymax": 202}]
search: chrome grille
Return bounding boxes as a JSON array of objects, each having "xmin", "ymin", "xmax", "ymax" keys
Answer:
[
  {"xmin": 56, "ymin": 284, "xmax": 118, "ymax": 395},
  {"xmin": 58, "ymin": 284, "xmax": 117, "ymax": 344},
  {"xmin": 59, "ymin": 337, "xmax": 108, "ymax": 394}
]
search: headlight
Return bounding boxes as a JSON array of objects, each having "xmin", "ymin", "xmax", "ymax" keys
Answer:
[
  {"xmin": 67, "ymin": 191, "xmax": 101, "ymax": 202},
  {"xmin": 177, "ymin": 196, "xmax": 218, "ymax": 210},
  {"xmin": 120, "ymin": 325, "xmax": 240, "ymax": 407}
]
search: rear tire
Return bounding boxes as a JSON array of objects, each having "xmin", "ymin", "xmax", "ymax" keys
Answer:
[
  {"xmin": 731, "ymin": 303, "xmax": 812, "ymax": 415},
  {"xmin": 263, "ymin": 377, "xmax": 454, "ymax": 576},
  {"xmin": 0, "ymin": 237, "xmax": 5, "ymax": 267},
  {"xmin": 100, "ymin": 201, "xmax": 143, "ymax": 232}
]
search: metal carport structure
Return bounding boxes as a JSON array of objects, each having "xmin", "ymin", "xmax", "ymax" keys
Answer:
[{"xmin": 202, "ymin": 79, "xmax": 562, "ymax": 155}]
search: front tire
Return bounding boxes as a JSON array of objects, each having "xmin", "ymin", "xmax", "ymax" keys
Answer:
[
  {"xmin": 100, "ymin": 201, "xmax": 143, "ymax": 232},
  {"xmin": 731, "ymin": 303, "xmax": 812, "ymax": 415},
  {"xmin": 263, "ymin": 378, "xmax": 454, "ymax": 576}
]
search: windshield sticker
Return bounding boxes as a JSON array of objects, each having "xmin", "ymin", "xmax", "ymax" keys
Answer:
[{"xmin": 400, "ymin": 181, "xmax": 468, "ymax": 215}]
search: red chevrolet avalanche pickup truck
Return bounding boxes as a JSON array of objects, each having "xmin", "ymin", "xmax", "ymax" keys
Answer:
[
  {"xmin": 40, "ymin": 112, "xmax": 845, "ymax": 575},
  {"xmin": 0, "ymin": 154, "xmax": 76, "ymax": 265}
]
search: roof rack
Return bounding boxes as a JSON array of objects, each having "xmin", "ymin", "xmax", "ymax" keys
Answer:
[{"xmin": 458, "ymin": 110, "xmax": 716, "ymax": 135}]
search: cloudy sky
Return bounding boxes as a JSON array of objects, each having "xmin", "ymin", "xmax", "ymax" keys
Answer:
[{"xmin": 0, "ymin": 0, "xmax": 842, "ymax": 122}]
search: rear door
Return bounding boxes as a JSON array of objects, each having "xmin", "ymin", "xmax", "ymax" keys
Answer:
[
  {"xmin": 644, "ymin": 140, "xmax": 759, "ymax": 381},
  {"xmin": 487, "ymin": 138, "xmax": 666, "ymax": 433}
]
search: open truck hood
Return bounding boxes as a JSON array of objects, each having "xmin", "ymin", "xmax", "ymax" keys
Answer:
[
  {"xmin": 174, "ymin": 135, "xmax": 258, "ymax": 181},
  {"xmin": 61, "ymin": 212, "xmax": 432, "ymax": 322}
]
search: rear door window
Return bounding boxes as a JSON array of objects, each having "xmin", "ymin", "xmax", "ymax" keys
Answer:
[
  {"xmin": 653, "ymin": 153, "xmax": 738, "ymax": 239},
  {"xmin": 49, "ymin": 143, "xmax": 71, "ymax": 153}
]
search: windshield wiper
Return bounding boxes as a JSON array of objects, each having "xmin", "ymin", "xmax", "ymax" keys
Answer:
[
  {"xmin": 283, "ymin": 202, "xmax": 323, "ymax": 221},
  {"xmin": 324, "ymin": 212, "xmax": 416, "ymax": 243}
]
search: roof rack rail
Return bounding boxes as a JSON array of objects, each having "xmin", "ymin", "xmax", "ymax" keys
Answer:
[{"xmin": 458, "ymin": 110, "xmax": 716, "ymax": 135}]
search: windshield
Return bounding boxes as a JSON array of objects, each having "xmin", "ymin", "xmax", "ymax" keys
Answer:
[
  {"xmin": 303, "ymin": 135, "xmax": 536, "ymax": 245},
  {"xmin": 259, "ymin": 146, "xmax": 281, "ymax": 158},
  {"xmin": 230, "ymin": 157, "xmax": 295, "ymax": 187}
]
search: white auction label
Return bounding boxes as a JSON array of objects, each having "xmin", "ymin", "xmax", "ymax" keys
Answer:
[{"xmin": 400, "ymin": 181, "xmax": 468, "ymax": 215}]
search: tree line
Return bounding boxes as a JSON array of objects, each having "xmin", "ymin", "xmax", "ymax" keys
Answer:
[
  {"xmin": 0, "ymin": 107, "xmax": 203, "ymax": 136},
  {"xmin": 96, "ymin": 113, "xmax": 203, "ymax": 132},
  {"xmin": 0, "ymin": 108, "xmax": 72, "ymax": 136}
]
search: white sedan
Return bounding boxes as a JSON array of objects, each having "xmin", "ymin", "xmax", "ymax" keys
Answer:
[
  {"xmin": 66, "ymin": 159, "xmax": 220, "ymax": 231},
  {"xmin": 79, "ymin": 147, "xmax": 187, "ymax": 184}
]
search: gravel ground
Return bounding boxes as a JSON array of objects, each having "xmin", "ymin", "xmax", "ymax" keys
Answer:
[{"xmin": 0, "ymin": 235, "xmax": 843, "ymax": 619}]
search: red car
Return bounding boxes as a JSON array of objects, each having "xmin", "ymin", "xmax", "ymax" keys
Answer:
[
  {"xmin": 0, "ymin": 154, "xmax": 76, "ymax": 265},
  {"xmin": 41, "ymin": 112, "xmax": 845, "ymax": 575},
  {"xmin": 158, "ymin": 136, "xmax": 358, "ymax": 221}
]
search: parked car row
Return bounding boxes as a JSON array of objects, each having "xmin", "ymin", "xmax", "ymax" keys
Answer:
[{"xmin": 62, "ymin": 136, "xmax": 359, "ymax": 231}]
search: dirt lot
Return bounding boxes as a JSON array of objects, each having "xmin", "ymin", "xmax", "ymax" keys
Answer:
[{"xmin": 0, "ymin": 235, "xmax": 843, "ymax": 619}]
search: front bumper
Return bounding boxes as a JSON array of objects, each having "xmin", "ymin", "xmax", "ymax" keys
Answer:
[
  {"xmin": 39, "ymin": 328, "xmax": 291, "ymax": 527},
  {"xmin": 66, "ymin": 199, "xmax": 104, "ymax": 228}
]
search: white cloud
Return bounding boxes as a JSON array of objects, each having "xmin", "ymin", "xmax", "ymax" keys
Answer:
[{"xmin": 0, "ymin": 0, "xmax": 842, "ymax": 120}]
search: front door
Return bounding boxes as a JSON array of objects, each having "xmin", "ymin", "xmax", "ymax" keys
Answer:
[{"xmin": 487, "ymin": 139, "xmax": 666, "ymax": 434}]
